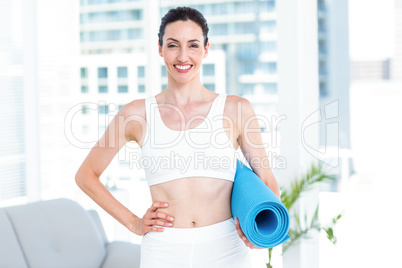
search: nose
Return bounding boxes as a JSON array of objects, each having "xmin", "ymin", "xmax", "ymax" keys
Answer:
[{"xmin": 177, "ymin": 47, "xmax": 188, "ymax": 62}]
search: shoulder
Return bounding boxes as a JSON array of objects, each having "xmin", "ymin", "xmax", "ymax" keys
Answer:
[
  {"xmin": 116, "ymin": 97, "xmax": 147, "ymax": 142},
  {"xmin": 225, "ymin": 94, "xmax": 254, "ymax": 116},
  {"xmin": 118, "ymin": 98, "xmax": 147, "ymax": 121},
  {"xmin": 121, "ymin": 97, "xmax": 146, "ymax": 114},
  {"xmin": 224, "ymin": 94, "xmax": 255, "ymax": 134}
]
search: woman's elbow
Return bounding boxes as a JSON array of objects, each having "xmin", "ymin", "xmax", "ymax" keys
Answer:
[
  {"xmin": 75, "ymin": 167, "xmax": 99, "ymax": 190},
  {"xmin": 75, "ymin": 167, "xmax": 91, "ymax": 189},
  {"xmin": 75, "ymin": 169, "xmax": 85, "ymax": 189}
]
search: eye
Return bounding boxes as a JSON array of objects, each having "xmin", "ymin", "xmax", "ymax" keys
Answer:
[
  {"xmin": 167, "ymin": 43, "xmax": 177, "ymax": 48},
  {"xmin": 190, "ymin": 44, "xmax": 199, "ymax": 48}
]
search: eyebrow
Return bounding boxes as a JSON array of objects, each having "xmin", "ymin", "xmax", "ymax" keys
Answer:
[{"xmin": 166, "ymin": 38, "xmax": 201, "ymax": 43}]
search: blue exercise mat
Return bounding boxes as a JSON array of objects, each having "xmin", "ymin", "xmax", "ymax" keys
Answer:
[{"xmin": 231, "ymin": 159, "xmax": 290, "ymax": 248}]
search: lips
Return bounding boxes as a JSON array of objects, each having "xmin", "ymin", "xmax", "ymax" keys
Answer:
[{"xmin": 174, "ymin": 64, "xmax": 193, "ymax": 73}]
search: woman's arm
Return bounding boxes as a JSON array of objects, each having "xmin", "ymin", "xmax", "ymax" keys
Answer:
[
  {"xmin": 75, "ymin": 99, "xmax": 174, "ymax": 235},
  {"xmin": 235, "ymin": 97, "xmax": 280, "ymax": 198},
  {"xmin": 232, "ymin": 96, "xmax": 280, "ymax": 249}
]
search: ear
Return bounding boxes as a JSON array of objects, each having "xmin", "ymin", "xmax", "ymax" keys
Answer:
[
  {"xmin": 158, "ymin": 41, "xmax": 163, "ymax": 57},
  {"xmin": 203, "ymin": 42, "xmax": 209, "ymax": 58}
]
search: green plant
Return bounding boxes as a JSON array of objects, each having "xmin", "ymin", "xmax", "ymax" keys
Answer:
[{"xmin": 266, "ymin": 162, "xmax": 344, "ymax": 268}]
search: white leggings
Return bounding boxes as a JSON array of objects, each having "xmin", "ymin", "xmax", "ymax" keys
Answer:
[{"xmin": 140, "ymin": 217, "xmax": 252, "ymax": 268}]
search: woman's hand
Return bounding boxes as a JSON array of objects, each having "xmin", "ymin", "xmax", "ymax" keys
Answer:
[
  {"xmin": 235, "ymin": 217, "xmax": 262, "ymax": 249},
  {"xmin": 132, "ymin": 201, "xmax": 175, "ymax": 236}
]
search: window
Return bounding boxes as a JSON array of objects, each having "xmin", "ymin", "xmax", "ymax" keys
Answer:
[
  {"xmin": 81, "ymin": 85, "xmax": 89, "ymax": 93},
  {"xmin": 161, "ymin": 66, "xmax": 167, "ymax": 77},
  {"xmin": 108, "ymin": 30, "xmax": 121, "ymax": 41},
  {"xmin": 240, "ymin": 84, "xmax": 254, "ymax": 96},
  {"xmin": 319, "ymin": 81, "xmax": 328, "ymax": 97},
  {"xmin": 237, "ymin": 61, "xmax": 256, "ymax": 75},
  {"xmin": 99, "ymin": 104, "xmax": 109, "ymax": 114},
  {"xmin": 260, "ymin": 21, "xmax": 276, "ymax": 34},
  {"xmin": 261, "ymin": 41, "xmax": 277, "ymax": 53},
  {"xmin": 259, "ymin": 0, "xmax": 276, "ymax": 13},
  {"xmin": 117, "ymin": 66, "xmax": 128, "ymax": 78},
  {"xmin": 80, "ymin": 67, "xmax": 88, "ymax": 78},
  {"xmin": 236, "ymin": 43, "xmax": 259, "ymax": 59},
  {"xmin": 138, "ymin": 66, "xmax": 145, "ymax": 78},
  {"xmin": 318, "ymin": 18, "xmax": 326, "ymax": 33},
  {"xmin": 262, "ymin": 62, "xmax": 277, "ymax": 74},
  {"xmin": 318, "ymin": 0, "xmax": 326, "ymax": 11},
  {"xmin": 211, "ymin": 3, "xmax": 228, "ymax": 15},
  {"xmin": 128, "ymin": 9, "xmax": 143, "ymax": 20},
  {"xmin": 82, "ymin": 9, "xmax": 143, "ymax": 23},
  {"xmin": 118, "ymin": 85, "xmax": 128, "ymax": 93},
  {"xmin": 80, "ymin": 14, "xmax": 86, "ymax": 24},
  {"xmin": 319, "ymin": 60, "xmax": 327, "ymax": 75},
  {"xmin": 80, "ymin": 32, "xmax": 86, "ymax": 42},
  {"xmin": 204, "ymin": 84, "xmax": 215, "ymax": 92},
  {"xmin": 234, "ymin": 2, "xmax": 255, "ymax": 14},
  {"xmin": 138, "ymin": 85, "xmax": 145, "ymax": 93},
  {"xmin": 127, "ymin": 28, "xmax": 143, "ymax": 40},
  {"xmin": 98, "ymin": 67, "xmax": 108, "ymax": 78},
  {"xmin": 234, "ymin": 22, "xmax": 256, "ymax": 35},
  {"xmin": 0, "ymin": 163, "xmax": 26, "ymax": 201},
  {"xmin": 263, "ymin": 83, "xmax": 277, "ymax": 94},
  {"xmin": 98, "ymin": 85, "xmax": 108, "ymax": 93},
  {"xmin": 82, "ymin": 105, "xmax": 89, "ymax": 114},
  {"xmin": 203, "ymin": 64, "xmax": 215, "ymax": 76},
  {"xmin": 89, "ymin": 30, "xmax": 107, "ymax": 42},
  {"xmin": 210, "ymin": 24, "xmax": 228, "ymax": 36},
  {"xmin": 83, "ymin": 29, "xmax": 142, "ymax": 42},
  {"xmin": 319, "ymin": 40, "xmax": 327, "ymax": 54}
]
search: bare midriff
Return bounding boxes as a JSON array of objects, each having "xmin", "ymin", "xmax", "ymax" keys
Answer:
[{"xmin": 150, "ymin": 176, "xmax": 233, "ymax": 228}]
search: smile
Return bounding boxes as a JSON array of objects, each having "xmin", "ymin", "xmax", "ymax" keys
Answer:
[{"xmin": 174, "ymin": 65, "xmax": 192, "ymax": 70}]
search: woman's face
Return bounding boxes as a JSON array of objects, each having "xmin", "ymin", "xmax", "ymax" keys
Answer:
[{"xmin": 159, "ymin": 20, "xmax": 209, "ymax": 85}]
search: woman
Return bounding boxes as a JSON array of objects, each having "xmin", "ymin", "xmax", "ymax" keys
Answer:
[{"xmin": 75, "ymin": 6, "xmax": 280, "ymax": 268}]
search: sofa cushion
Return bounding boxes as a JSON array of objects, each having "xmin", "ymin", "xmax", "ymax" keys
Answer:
[
  {"xmin": 0, "ymin": 209, "xmax": 28, "ymax": 268},
  {"xmin": 101, "ymin": 241, "xmax": 141, "ymax": 268},
  {"xmin": 88, "ymin": 209, "xmax": 108, "ymax": 246},
  {"xmin": 5, "ymin": 198, "xmax": 106, "ymax": 268}
]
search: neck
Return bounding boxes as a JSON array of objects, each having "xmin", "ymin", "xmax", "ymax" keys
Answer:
[{"xmin": 163, "ymin": 74, "xmax": 208, "ymax": 106}]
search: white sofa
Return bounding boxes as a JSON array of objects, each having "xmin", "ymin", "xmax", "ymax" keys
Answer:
[{"xmin": 0, "ymin": 198, "xmax": 141, "ymax": 268}]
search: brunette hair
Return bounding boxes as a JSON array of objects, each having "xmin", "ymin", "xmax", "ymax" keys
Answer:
[{"xmin": 158, "ymin": 6, "xmax": 209, "ymax": 47}]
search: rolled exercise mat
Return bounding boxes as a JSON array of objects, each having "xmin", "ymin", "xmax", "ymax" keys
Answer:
[{"xmin": 231, "ymin": 159, "xmax": 290, "ymax": 248}]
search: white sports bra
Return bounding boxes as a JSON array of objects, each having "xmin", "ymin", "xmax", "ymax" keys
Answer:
[{"xmin": 140, "ymin": 93, "xmax": 238, "ymax": 186}]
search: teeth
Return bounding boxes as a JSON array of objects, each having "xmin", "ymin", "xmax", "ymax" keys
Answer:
[{"xmin": 175, "ymin": 65, "xmax": 191, "ymax": 70}]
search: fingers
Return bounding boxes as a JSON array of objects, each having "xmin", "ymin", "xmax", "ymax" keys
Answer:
[
  {"xmin": 147, "ymin": 225, "xmax": 165, "ymax": 232},
  {"xmin": 235, "ymin": 217, "xmax": 260, "ymax": 249},
  {"xmin": 148, "ymin": 201, "xmax": 169, "ymax": 212},
  {"xmin": 234, "ymin": 217, "xmax": 246, "ymax": 241},
  {"xmin": 143, "ymin": 217, "xmax": 173, "ymax": 227},
  {"xmin": 143, "ymin": 201, "xmax": 175, "ymax": 233}
]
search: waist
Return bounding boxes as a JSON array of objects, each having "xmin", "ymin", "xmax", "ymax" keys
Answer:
[
  {"xmin": 150, "ymin": 177, "xmax": 233, "ymax": 227},
  {"xmin": 147, "ymin": 217, "xmax": 236, "ymax": 243}
]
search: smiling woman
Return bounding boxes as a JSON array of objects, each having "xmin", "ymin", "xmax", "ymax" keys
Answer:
[
  {"xmin": 76, "ymin": 6, "xmax": 280, "ymax": 268},
  {"xmin": 158, "ymin": 19, "xmax": 209, "ymax": 85}
]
